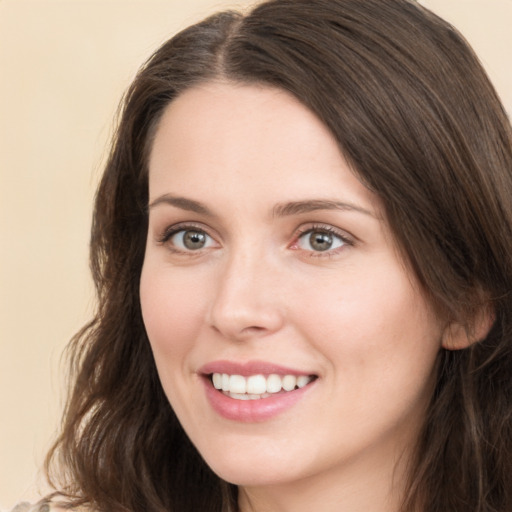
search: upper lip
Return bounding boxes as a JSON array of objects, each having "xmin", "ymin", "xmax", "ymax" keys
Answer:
[{"xmin": 199, "ymin": 359, "xmax": 316, "ymax": 377}]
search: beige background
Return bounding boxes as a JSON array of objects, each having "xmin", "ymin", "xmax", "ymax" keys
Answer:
[{"xmin": 0, "ymin": 0, "xmax": 510, "ymax": 508}]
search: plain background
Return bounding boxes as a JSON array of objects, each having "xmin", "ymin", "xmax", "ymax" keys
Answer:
[{"xmin": 0, "ymin": 0, "xmax": 510, "ymax": 507}]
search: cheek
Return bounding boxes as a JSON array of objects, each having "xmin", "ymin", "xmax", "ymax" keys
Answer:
[
  {"xmin": 139, "ymin": 262, "xmax": 206, "ymax": 360},
  {"xmin": 302, "ymin": 275, "xmax": 442, "ymax": 450},
  {"xmin": 301, "ymin": 261, "xmax": 442, "ymax": 382}
]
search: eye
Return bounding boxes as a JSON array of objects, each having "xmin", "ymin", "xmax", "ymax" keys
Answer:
[
  {"xmin": 295, "ymin": 227, "xmax": 349, "ymax": 253},
  {"xmin": 161, "ymin": 226, "xmax": 217, "ymax": 252}
]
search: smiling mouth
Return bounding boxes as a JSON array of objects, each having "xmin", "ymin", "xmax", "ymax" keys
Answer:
[{"xmin": 209, "ymin": 373, "xmax": 317, "ymax": 400}]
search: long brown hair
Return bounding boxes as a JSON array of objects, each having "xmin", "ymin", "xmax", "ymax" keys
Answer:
[{"xmin": 46, "ymin": 1, "xmax": 512, "ymax": 510}]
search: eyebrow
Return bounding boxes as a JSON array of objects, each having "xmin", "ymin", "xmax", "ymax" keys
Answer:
[
  {"xmin": 272, "ymin": 199, "xmax": 375, "ymax": 218},
  {"xmin": 147, "ymin": 194, "xmax": 375, "ymax": 219},
  {"xmin": 148, "ymin": 194, "xmax": 214, "ymax": 216}
]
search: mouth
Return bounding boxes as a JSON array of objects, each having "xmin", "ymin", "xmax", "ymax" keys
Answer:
[
  {"xmin": 199, "ymin": 360, "xmax": 318, "ymax": 421},
  {"xmin": 209, "ymin": 372, "xmax": 317, "ymax": 400}
]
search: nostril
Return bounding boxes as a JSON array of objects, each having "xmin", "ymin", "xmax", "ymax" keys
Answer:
[{"xmin": 242, "ymin": 325, "xmax": 266, "ymax": 334}]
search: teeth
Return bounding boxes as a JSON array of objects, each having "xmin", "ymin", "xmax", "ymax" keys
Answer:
[
  {"xmin": 227, "ymin": 392, "xmax": 271, "ymax": 400},
  {"xmin": 229, "ymin": 374, "xmax": 246, "ymax": 394},
  {"xmin": 211, "ymin": 372, "xmax": 314, "ymax": 397},
  {"xmin": 247, "ymin": 374, "xmax": 267, "ymax": 394},
  {"xmin": 282, "ymin": 375, "xmax": 297, "ymax": 391},
  {"xmin": 266, "ymin": 374, "xmax": 282, "ymax": 394},
  {"xmin": 212, "ymin": 373, "xmax": 223, "ymax": 390},
  {"xmin": 221, "ymin": 373, "xmax": 230, "ymax": 392},
  {"xmin": 297, "ymin": 375, "xmax": 310, "ymax": 388}
]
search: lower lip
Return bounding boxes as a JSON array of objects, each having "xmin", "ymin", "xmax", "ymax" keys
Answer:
[{"xmin": 202, "ymin": 377, "xmax": 315, "ymax": 422}]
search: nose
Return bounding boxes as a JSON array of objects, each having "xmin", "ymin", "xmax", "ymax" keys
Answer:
[{"xmin": 208, "ymin": 248, "xmax": 285, "ymax": 342}]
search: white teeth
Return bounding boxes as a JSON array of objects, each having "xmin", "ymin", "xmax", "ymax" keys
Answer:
[
  {"xmin": 266, "ymin": 374, "xmax": 282, "ymax": 394},
  {"xmin": 282, "ymin": 374, "xmax": 297, "ymax": 391},
  {"xmin": 247, "ymin": 374, "xmax": 267, "ymax": 394},
  {"xmin": 221, "ymin": 373, "xmax": 230, "ymax": 392},
  {"xmin": 211, "ymin": 372, "xmax": 314, "ymax": 397},
  {"xmin": 226, "ymin": 392, "xmax": 272, "ymax": 400},
  {"xmin": 212, "ymin": 373, "xmax": 223, "ymax": 390},
  {"xmin": 297, "ymin": 375, "xmax": 311, "ymax": 389},
  {"xmin": 229, "ymin": 393, "xmax": 251, "ymax": 400}
]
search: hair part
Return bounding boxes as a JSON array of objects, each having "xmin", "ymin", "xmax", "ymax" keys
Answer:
[{"xmin": 46, "ymin": 1, "xmax": 512, "ymax": 511}]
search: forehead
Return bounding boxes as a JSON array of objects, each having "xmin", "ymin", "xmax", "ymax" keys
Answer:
[
  {"xmin": 149, "ymin": 81, "xmax": 337, "ymax": 169},
  {"xmin": 148, "ymin": 81, "xmax": 378, "ymax": 213}
]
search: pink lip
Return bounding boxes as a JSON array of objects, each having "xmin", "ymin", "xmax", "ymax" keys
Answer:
[
  {"xmin": 198, "ymin": 360, "xmax": 317, "ymax": 423},
  {"xmin": 199, "ymin": 359, "xmax": 314, "ymax": 377}
]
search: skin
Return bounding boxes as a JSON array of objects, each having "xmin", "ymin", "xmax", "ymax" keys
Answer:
[{"xmin": 140, "ymin": 82, "xmax": 447, "ymax": 512}]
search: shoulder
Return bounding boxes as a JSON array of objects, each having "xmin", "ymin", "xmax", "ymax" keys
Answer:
[
  {"xmin": 5, "ymin": 503, "xmax": 90, "ymax": 512},
  {"xmin": 5, "ymin": 504, "xmax": 47, "ymax": 512},
  {"xmin": 5, "ymin": 504, "xmax": 51, "ymax": 512}
]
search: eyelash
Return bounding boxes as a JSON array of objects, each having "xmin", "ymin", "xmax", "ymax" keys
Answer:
[
  {"xmin": 291, "ymin": 224, "xmax": 353, "ymax": 257},
  {"xmin": 157, "ymin": 222, "xmax": 216, "ymax": 254},
  {"xmin": 157, "ymin": 222, "xmax": 353, "ymax": 257}
]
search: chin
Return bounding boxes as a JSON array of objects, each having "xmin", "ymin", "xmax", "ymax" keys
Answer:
[
  {"xmin": 197, "ymin": 441, "xmax": 314, "ymax": 487},
  {"xmin": 212, "ymin": 464, "xmax": 296, "ymax": 487}
]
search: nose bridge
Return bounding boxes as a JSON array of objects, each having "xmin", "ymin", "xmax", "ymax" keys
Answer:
[{"xmin": 209, "ymin": 240, "xmax": 284, "ymax": 340}]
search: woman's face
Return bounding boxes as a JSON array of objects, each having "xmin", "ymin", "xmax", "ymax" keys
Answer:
[{"xmin": 140, "ymin": 82, "xmax": 444, "ymax": 494}]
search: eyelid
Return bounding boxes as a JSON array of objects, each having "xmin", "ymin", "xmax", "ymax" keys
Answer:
[
  {"xmin": 156, "ymin": 222, "xmax": 220, "ymax": 252},
  {"xmin": 157, "ymin": 221, "xmax": 205, "ymax": 242},
  {"xmin": 289, "ymin": 223, "xmax": 355, "ymax": 255},
  {"xmin": 155, "ymin": 221, "xmax": 354, "ymax": 257}
]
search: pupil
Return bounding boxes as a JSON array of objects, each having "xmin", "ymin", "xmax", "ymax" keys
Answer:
[
  {"xmin": 309, "ymin": 231, "xmax": 332, "ymax": 251},
  {"xmin": 184, "ymin": 230, "xmax": 206, "ymax": 249}
]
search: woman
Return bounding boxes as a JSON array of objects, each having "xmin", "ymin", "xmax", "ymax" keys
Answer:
[{"xmin": 32, "ymin": 0, "xmax": 512, "ymax": 510}]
